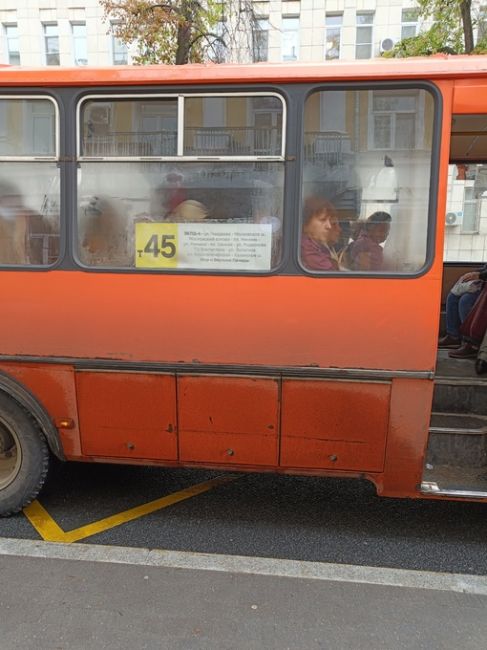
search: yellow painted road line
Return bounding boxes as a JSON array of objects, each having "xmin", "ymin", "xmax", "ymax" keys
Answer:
[
  {"xmin": 24, "ymin": 474, "xmax": 239, "ymax": 544},
  {"xmin": 23, "ymin": 500, "xmax": 66, "ymax": 542}
]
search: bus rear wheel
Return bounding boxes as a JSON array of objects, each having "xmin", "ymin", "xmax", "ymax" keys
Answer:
[{"xmin": 0, "ymin": 394, "xmax": 49, "ymax": 517}]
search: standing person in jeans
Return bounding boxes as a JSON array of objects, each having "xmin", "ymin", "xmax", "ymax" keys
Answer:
[
  {"xmin": 438, "ymin": 265, "xmax": 487, "ymax": 349},
  {"xmin": 476, "ymin": 330, "xmax": 487, "ymax": 374}
]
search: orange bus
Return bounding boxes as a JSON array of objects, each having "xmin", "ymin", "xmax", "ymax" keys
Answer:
[{"xmin": 1, "ymin": 57, "xmax": 486, "ymax": 516}]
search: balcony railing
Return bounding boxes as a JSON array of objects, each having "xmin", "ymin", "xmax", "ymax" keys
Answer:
[
  {"xmin": 82, "ymin": 131, "xmax": 177, "ymax": 157},
  {"xmin": 304, "ymin": 132, "xmax": 352, "ymax": 166},
  {"xmin": 81, "ymin": 127, "xmax": 282, "ymax": 157}
]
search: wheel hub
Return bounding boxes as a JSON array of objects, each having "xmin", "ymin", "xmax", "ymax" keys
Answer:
[{"xmin": 0, "ymin": 424, "xmax": 22, "ymax": 490}]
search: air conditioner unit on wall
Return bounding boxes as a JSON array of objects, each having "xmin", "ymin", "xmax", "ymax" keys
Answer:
[
  {"xmin": 445, "ymin": 211, "xmax": 464, "ymax": 226},
  {"xmin": 379, "ymin": 37, "xmax": 396, "ymax": 53}
]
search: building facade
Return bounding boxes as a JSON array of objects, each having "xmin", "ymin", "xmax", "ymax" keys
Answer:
[{"xmin": 0, "ymin": 0, "xmax": 427, "ymax": 67}]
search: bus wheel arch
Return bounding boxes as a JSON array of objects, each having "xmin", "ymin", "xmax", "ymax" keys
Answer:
[
  {"xmin": 0, "ymin": 371, "xmax": 64, "ymax": 461},
  {"xmin": 0, "ymin": 371, "xmax": 65, "ymax": 516},
  {"xmin": 0, "ymin": 391, "xmax": 50, "ymax": 516}
]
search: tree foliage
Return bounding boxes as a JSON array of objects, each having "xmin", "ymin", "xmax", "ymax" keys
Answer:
[
  {"xmin": 384, "ymin": 0, "xmax": 487, "ymax": 57},
  {"xmin": 100, "ymin": 0, "xmax": 223, "ymax": 65}
]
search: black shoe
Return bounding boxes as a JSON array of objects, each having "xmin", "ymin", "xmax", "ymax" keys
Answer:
[
  {"xmin": 438, "ymin": 334, "xmax": 461, "ymax": 349},
  {"xmin": 449, "ymin": 342, "xmax": 479, "ymax": 359},
  {"xmin": 475, "ymin": 359, "xmax": 487, "ymax": 375}
]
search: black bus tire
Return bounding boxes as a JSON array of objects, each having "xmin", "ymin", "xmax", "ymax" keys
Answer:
[{"xmin": 0, "ymin": 393, "xmax": 50, "ymax": 517}]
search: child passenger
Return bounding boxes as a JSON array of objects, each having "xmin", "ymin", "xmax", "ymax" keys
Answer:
[{"xmin": 345, "ymin": 211, "xmax": 391, "ymax": 271}]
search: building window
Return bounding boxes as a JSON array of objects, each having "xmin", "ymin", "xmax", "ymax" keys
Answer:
[
  {"xmin": 401, "ymin": 8, "xmax": 419, "ymax": 40},
  {"xmin": 208, "ymin": 3, "xmax": 227, "ymax": 63},
  {"xmin": 72, "ymin": 22, "xmax": 87, "ymax": 66},
  {"xmin": 356, "ymin": 12, "xmax": 374, "ymax": 59},
  {"xmin": 462, "ymin": 185, "xmax": 479, "ymax": 232},
  {"xmin": 4, "ymin": 24, "xmax": 20, "ymax": 65},
  {"xmin": 282, "ymin": 17, "xmax": 299, "ymax": 61},
  {"xmin": 208, "ymin": 18, "xmax": 227, "ymax": 63},
  {"xmin": 478, "ymin": 6, "xmax": 487, "ymax": 43},
  {"xmin": 325, "ymin": 14, "xmax": 342, "ymax": 60},
  {"xmin": 112, "ymin": 32, "xmax": 128, "ymax": 65},
  {"xmin": 371, "ymin": 90, "xmax": 418, "ymax": 150},
  {"xmin": 253, "ymin": 18, "xmax": 269, "ymax": 62},
  {"xmin": 43, "ymin": 23, "xmax": 60, "ymax": 66}
]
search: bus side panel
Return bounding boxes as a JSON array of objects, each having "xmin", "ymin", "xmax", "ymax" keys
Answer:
[
  {"xmin": 0, "ymin": 272, "xmax": 440, "ymax": 372},
  {"xmin": 280, "ymin": 379, "xmax": 390, "ymax": 472},
  {"xmin": 178, "ymin": 375, "xmax": 279, "ymax": 466},
  {"xmin": 378, "ymin": 378, "xmax": 434, "ymax": 498},
  {"xmin": 76, "ymin": 371, "xmax": 177, "ymax": 460},
  {"xmin": 0, "ymin": 361, "xmax": 80, "ymax": 457}
]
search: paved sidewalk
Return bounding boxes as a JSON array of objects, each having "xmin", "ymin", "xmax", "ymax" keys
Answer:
[{"xmin": 1, "ymin": 540, "xmax": 487, "ymax": 650}]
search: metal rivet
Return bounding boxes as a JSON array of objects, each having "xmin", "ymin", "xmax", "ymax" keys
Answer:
[
  {"xmin": 226, "ymin": 448, "xmax": 235, "ymax": 456},
  {"xmin": 329, "ymin": 454, "xmax": 338, "ymax": 462}
]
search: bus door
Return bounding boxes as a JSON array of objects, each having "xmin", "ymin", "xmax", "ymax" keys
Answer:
[{"xmin": 422, "ymin": 79, "xmax": 487, "ymax": 498}]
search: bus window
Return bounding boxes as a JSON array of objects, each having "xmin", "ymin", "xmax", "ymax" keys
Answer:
[
  {"xmin": 80, "ymin": 98, "xmax": 178, "ymax": 157},
  {"xmin": 300, "ymin": 87, "xmax": 435, "ymax": 274},
  {"xmin": 184, "ymin": 95, "xmax": 283, "ymax": 156},
  {"xmin": 77, "ymin": 94, "xmax": 285, "ymax": 271},
  {"xmin": 0, "ymin": 97, "xmax": 59, "ymax": 266}
]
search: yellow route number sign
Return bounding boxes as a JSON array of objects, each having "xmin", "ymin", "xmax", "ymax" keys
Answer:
[
  {"xmin": 136, "ymin": 223, "xmax": 178, "ymax": 269},
  {"xmin": 135, "ymin": 221, "xmax": 273, "ymax": 271}
]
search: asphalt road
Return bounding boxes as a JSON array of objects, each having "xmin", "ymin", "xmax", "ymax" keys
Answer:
[{"xmin": 1, "ymin": 461, "xmax": 486, "ymax": 575}]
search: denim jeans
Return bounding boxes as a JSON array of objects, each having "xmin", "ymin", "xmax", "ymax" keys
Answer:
[{"xmin": 446, "ymin": 289, "xmax": 481, "ymax": 338}]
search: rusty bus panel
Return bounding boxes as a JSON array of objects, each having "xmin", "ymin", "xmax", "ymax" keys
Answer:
[
  {"xmin": 178, "ymin": 375, "xmax": 279, "ymax": 466},
  {"xmin": 76, "ymin": 371, "xmax": 177, "ymax": 460},
  {"xmin": 280, "ymin": 379, "xmax": 390, "ymax": 472}
]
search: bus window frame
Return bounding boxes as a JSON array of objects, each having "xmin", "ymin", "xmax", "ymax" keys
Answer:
[
  {"xmin": 76, "ymin": 91, "xmax": 287, "ymax": 161},
  {"xmin": 0, "ymin": 94, "xmax": 59, "ymax": 161},
  {"xmin": 73, "ymin": 88, "xmax": 288, "ymax": 275},
  {"xmin": 0, "ymin": 92, "xmax": 63, "ymax": 271},
  {"xmin": 296, "ymin": 80, "xmax": 442, "ymax": 280}
]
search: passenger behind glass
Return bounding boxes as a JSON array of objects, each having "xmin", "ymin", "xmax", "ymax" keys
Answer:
[
  {"xmin": 301, "ymin": 197, "xmax": 341, "ymax": 271},
  {"xmin": 149, "ymin": 172, "xmax": 187, "ymax": 220},
  {"xmin": 170, "ymin": 199, "xmax": 208, "ymax": 222},
  {"xmin": 139, "ymin": 173, "xmax": 188, "ymax": 223},
  {"xmin": 0, "ymin": 180, "xmax": 56, "ymax": 265},
  {"xmin": 79, "ymin": 195, "xmax": 130, "ymax": 266},
  {"xmin": 344, "ymin": 211, "xmax": 391, "ymax": 271}
]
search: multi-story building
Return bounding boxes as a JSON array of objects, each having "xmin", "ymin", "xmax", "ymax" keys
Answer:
[
  {"xmin": 0, "ymin": 0, "xmax": 485, "ymax": 262},
  {"xmin": 0, "ymin": 1, "xmax": 130, "ymax": 67},
  {"xmin": 0, "ymin": 0, "xmax": 426, "ymax": 67}
]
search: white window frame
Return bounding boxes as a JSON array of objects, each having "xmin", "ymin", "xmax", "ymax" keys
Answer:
[
  {"xmin": 253, "ymin": 18, "xmax": 269, "ymax": 63},
  {"xmin": 325, "ymin": 14, "xmax": 342, "ymax": 61},
  {"xmin": 401, "ymin": 8, "xmax": 419, "ymax": 40},
  {"xmin": 71, "ymin": 22, "xmax": 88, "ymax": 66},
  {"xmin": 461, "ymin": 183, "xmax": 480, "ymax": 233},
  {"xmin": 43, "ymin": 23, "xmax": 60, "ymax": 66},
  {"xmin": 3, "ymin": 23, "xmax": 20, "ymax": 65},
  {"xmin": 368, "ymin": 90, "xmax": 424, "ymax": 151},
  {"xmin": 281, "ymin": 16, "xmax": 300, "ymax": 62},
  {"xmin": 355, "ymin": 12, "xmax": 374, "ymax": 60},
  {"xmin": 110, "ymin": 23, "xmax": 128, "ymax": 65}
]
